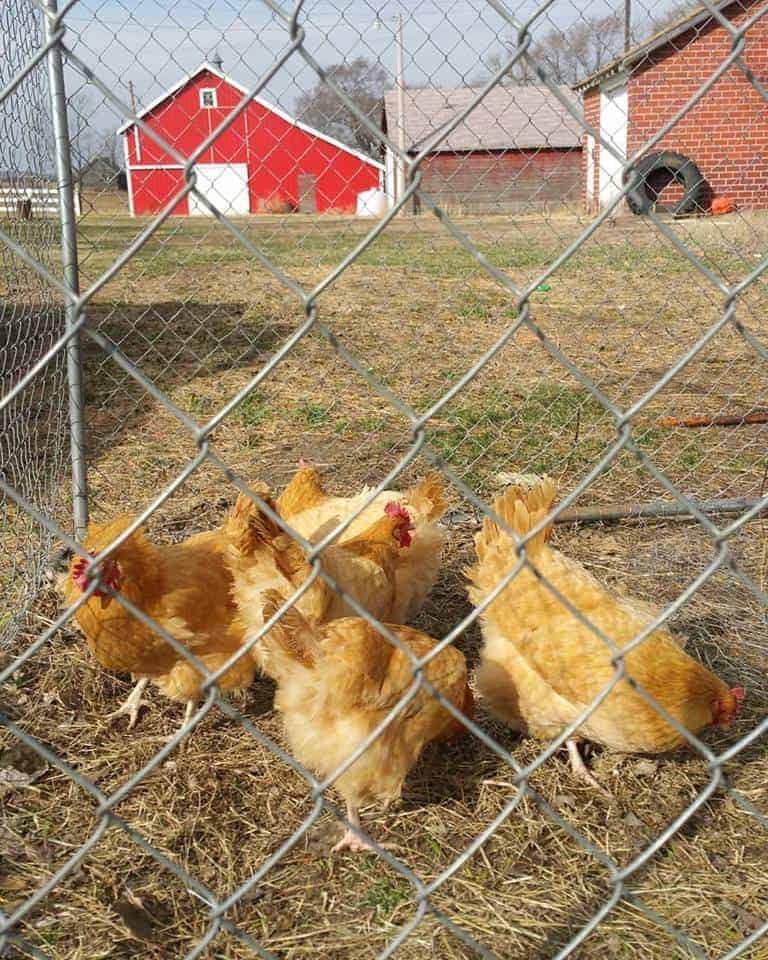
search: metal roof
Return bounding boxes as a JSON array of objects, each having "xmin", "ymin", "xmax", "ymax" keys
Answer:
[{"xmin": 382, "ymin": 84, "xmax": 583, "ymax": 153}]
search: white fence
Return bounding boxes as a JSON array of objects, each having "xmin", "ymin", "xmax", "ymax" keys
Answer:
[{"xmin": 0, "ymin": 183, "xmax": 80, "ymax": 218}]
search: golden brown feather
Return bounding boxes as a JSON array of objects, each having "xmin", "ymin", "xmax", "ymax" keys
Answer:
[
  {"xmin": 259, "ymin": 589, "xmax": 471, "ymax": 852},
  {"xmin": 225, "ymin": 494, "xmax": 416, "ymax": 673},
  {"xmin": 274, "ymin": 465, "xmax": 449, "ymax": 623},
  {"xmin": 467, "ymin": 475, "xmax": 742, "ymax": 787},
  {"xmin": 61, "ymin": 514, "xmax": 256, "ymax": 731}
]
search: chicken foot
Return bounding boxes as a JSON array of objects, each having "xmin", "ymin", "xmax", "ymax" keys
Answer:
[
  {"xmin": 144, "ymin": 700, "xmax": 197, "ymax": 748},
  {"xmin": 567, "ymin": 740, "xmax": 611, "ymax": 797},
  {"xmin": 332, "ymin": 802, "xmax": 377, "ymax": 854},
  {"xmin": 106, "ymin": 677, "xmax": 150, "ymax": 730},
  {"xmin": 178, "ymin": 700, "xmax": 195, "ymax": 738}
]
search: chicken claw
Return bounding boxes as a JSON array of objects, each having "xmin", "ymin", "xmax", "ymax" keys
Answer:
[
  {"xmin": 145, "ymin": 701, "xmax": 197, "ymax": 748},
  {"xmin": 331, "ymin": 803, "xmax": 376, "ymax": 855},
  {"xmin": 332, "ymin": 830, "xmax": 377, "ymax": 854},
  {"xmin": 567, "ymin": 739, "xmax": 611, "ymax": 797},
  {"xmin": 106, "ymin": 678, "xmax": 150, "ymax": 730}
]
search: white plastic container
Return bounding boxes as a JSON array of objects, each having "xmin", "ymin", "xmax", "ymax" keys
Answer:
[{"xmin": 356, "ymin": 189, "xmax": 389, "ymax": 218}]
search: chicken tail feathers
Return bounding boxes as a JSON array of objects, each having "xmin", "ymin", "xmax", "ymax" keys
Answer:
[
  {"xmin": 259, "ymin": 589, "xmax": 320, "ymax": 676},
  {"xmin": 433, "ymin": 682, "xmax": 475, "ymax": 744},
  {"xmin": 475, "ymin": 474, "xmax": 557, "ymax": 561},
  {"xmin": 224, "ymin": 487, "xmax": 280, "ymax": 558},
  {"xmin": 405, "ymin": 473, "xmax": 448, "ymax": 522},
  {"xmin": 276, "ymin": 462, "xmax": 328, "ymax": 519}
]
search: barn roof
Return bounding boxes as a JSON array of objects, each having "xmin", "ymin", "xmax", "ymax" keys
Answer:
[
  {"xmin": 117, "ymin": 62, "xmax": 384, "ymax": 170},
  {"xmin": 573, "ymin": 0, "xmax": 763, "ymax": 91},
  {"xmin": 381, "ymin": 84, "xmax": 583, "ymax": 153}
]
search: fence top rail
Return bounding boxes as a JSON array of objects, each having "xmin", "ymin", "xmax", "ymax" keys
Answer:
[{"xmin": 0, "ymin": 185, "xmax": 78, "ymax": 195}]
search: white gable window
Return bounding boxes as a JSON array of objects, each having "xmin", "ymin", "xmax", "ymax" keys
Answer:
[{"xmin": 199, "ymin": 87, "xmax": 218, "ymax": 109}]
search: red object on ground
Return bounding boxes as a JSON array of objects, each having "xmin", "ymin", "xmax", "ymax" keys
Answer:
[{"xmin": 711, "ymin": 196, "xmax": 736, "ymax": 215}]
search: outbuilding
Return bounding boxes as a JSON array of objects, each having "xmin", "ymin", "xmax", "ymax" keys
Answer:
[
  {"xmin": 576, "ymin": 0, "xmax": 768, "ymax": 213},
  {"xmin": 119, "ymin": 61, "xmax": 384, "ymax": 217},
  {"xmin": 381, "ymin": 84, "xmax": 584, "ymax": 213}
]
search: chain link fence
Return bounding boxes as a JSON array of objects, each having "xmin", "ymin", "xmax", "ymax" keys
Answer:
[
  {"xmin": 1, "ymin": 0, "xmax": 767, "ymax": 956},
  {"xmin": 0, "ymin": 1, "xmax": 70, "ymax": 651}
]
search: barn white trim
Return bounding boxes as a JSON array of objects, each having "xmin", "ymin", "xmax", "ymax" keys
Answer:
[
  {"xmin": 123, "ymin": 134, "xmax": 135, "ymax": 216},
  {"xmin": 118, "ymin": 62, "xmax": 385, "ymax": 172}
]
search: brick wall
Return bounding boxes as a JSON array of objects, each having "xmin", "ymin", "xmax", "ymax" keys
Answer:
[
  {"xmin": 417, "ymin": 148, "xmax": 582, "ymax": 213},
  {"xmin": 629, "ymin": 0, "xmax": 768, "ymax": 210},
  {"xmin": 585, "ymin": 0, "xmax": 768, "ymax": 213}
]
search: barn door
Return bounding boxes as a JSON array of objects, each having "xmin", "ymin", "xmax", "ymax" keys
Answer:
[
  {"xmin": 189, "ymin": 163, "xmax": 249, "ymax": 216},
  {"xmin": 599, "ymin": 81, "xmax": 628, "ymax": 210},
  {"xmin": 298, "ymin": 173, "xmax": 317, "ymax": 213}
]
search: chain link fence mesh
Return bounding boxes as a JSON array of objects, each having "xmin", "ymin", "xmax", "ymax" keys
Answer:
[
  {"xmin": 0, "ymin": 1, "xmax": 69, "ymax": 651},
  {"xmin": 1, "ymin": 0, "xmax": 767, "ymax": 956}
]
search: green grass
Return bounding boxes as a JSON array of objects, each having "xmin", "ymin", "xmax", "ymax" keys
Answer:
[
  {"xmin": 431, "ymin": 381, "xmax": 607, "ymax": 488},
  {"xmin": 297, "ymin": 401, "xmax": 332, "ymax": 426},
  {"xmin": 361, "ymin": 878, "xmax": 411, "ymax": 917},
  {"xmin": 233, "ymin": 391, "xmax": 270, "ymax": 427}
]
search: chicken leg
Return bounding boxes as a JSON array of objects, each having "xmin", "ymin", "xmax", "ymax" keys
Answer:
[
  {"xmin": 145, "ymin": 700, "xmax": 197, "ymax": 748},
  {"xmin": 331, "ymin": 801, "xmax": 376, "ymax": 854},
  {"xmin": 178, "ymin": 700, "xmax": 195, "ymax": 737},
  {"xmin": 567, "ymin": 739, "xmax": 611, "ymax": 797},
  {"xmin": 106, "ymin": 677, "xmax": 150, "ymax": 730}
]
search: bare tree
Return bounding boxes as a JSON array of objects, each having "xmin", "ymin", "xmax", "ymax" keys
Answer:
[
  {"xmin": 477, "ymin": 2, "xmax": 700, "ymax": 87},
  {"xmin": 68, "ymin": 92, "xmax": 109, "ymax": 167},
  {"xmin": 645, "ymin": 0, "xmax": 700, "ymax": 34},
  {"xmin": 295, "ymin": 57, "xmax": 389, "ymax": 157},
  {"xmin": 475, "ymin": 13, "xmax": 626, "ymax": 86}
]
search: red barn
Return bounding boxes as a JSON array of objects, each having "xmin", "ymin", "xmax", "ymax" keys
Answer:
[
  {"xmin": 119, "ymin": 61, "xmax": 384, "ymax": 216},
  {"xmin": 576, "ymin": 0, "xmax": 768, "ymax": 213},
  {"xmin": 381, "ymin": 85, "xmax": 583, "ymax": 213}
]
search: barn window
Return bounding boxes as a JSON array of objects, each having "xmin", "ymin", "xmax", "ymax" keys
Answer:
[{"xmin": 199, "ymin": 88, "xmax": 218, "ymax": 109}]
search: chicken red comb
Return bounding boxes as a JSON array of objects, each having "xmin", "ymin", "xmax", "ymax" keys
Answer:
[
  {"xmin": 731, "ymin": 686, "xmax": 745, "ymax": 708},
  {"xmin": 71, "ymin": 551, "xmax": 95, "ymax": 591},
  {"xmin": 384, "ymin": 501, "xmax": 411, "ymax": 523},
  {"xmin": 385, "ymin": 501, "xmax": 413, "ymax": 548}
]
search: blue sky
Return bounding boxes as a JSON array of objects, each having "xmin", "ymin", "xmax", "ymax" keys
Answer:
[{"xmin": 60, "ymin": 0, "xmax": 650, "ymax": 137}]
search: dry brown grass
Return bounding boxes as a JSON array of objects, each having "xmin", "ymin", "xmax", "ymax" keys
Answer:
[{"xmin": 2, "ymin": 210, "xmax": 767, "ymax": 958}]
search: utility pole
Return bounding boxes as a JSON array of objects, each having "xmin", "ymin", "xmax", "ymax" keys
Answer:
[
  {"xmin": 395, "ymin": 12, "xmax": 406, "ymax": 206},
  {"xmin": 624, "ymin": 0, "xmax": 632, "ymax": 53},
  {"xmin": 127, "ymin": 79, "xmax": 137, "ymax": 113}
]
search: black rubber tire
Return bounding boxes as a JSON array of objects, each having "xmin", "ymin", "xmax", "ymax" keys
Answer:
[{"xmin": 624, "ymin": 150, "xmax": 707, "ymax": 216}]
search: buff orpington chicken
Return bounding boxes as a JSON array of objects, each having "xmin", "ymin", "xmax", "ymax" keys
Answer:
[
  {"xmin": 467, "ymin": 474, "xmax": 743, "ymax": 793},
  {"xmin": 57, "ymin": 515, "xmax": 256, "ymax": 733},
  {"xmin": 276, "ymin": 462, "xmax": 447, "ymax": 624},
  {"xmin": 258, "ymin": 589, "xmax": 473, "ymax": 852},
  {"xmin": 224, "ymin": 487, "xmax": 418, "ymax": 671}
]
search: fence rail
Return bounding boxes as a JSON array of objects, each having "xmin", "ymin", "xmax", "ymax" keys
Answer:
[
  {"xmin": 1, "ymin": 0, "xmax": 767, "ymax": 958},
  {"xmin": 0, "ymin": 184, "xmax": 81, "ymax": 219}
]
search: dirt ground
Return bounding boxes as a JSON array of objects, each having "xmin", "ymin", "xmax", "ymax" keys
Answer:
[{"xmin": 1, "ymin": 208, "xmax": 767, "ymax": 959}]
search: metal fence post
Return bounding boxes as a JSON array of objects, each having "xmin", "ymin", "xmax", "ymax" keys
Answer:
[{"xmin": 44, "ymin": 0, "xmax": 89, "ymax": 538}]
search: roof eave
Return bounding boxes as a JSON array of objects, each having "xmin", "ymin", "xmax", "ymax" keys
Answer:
[
  {"xmin": 117, "ymin": 61, "xmax": 384, "ymax": 170},
  {"xmin": 572, "ymin": 0, "xmax": 736, "ymax": 91}
]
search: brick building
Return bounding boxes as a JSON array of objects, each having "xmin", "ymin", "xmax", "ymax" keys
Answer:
[
  {"xmin": 575, "ymin": 0, "xmax": 768, "ymax": 213},
  {"xmin": 381, "ymin": 85, "xmax": 583, "ymax": 214}
]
